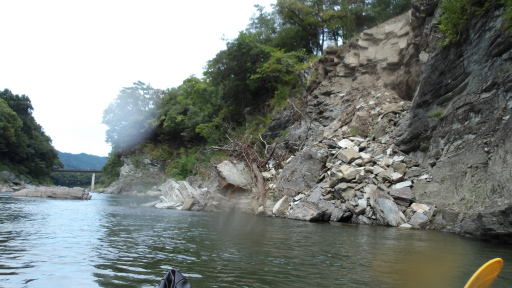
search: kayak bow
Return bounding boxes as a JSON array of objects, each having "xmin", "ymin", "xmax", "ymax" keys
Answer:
[{"xmin": 464, "ymin": 258, "xmax": 503, "ymax": 288}]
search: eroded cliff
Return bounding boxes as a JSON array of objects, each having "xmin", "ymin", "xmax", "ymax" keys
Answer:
[
  {"xmin": 106, "ymin": 0, "xmax": 512, "ymax": 243},
  {"xmin": 263, "ymin": 0, "xmax": 512, "ymax": 242}
]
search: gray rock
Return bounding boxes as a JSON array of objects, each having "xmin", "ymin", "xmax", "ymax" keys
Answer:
[
  {"xmin": 146, "ymin": 191, "xmax": 163, "ymax": 197},
  {"xmin": 181, "ymin": 198, "xmax": 195, "ymax": 211},
  {"xmin": 337, "ymin": 139, "xmax": 355, "ymax": 149},
  {"xmin": 408, "ymin": 212, "xmax": 429, "ymax": 228},
  {"xmin": 342, "ymin": 189, "xmax": 356, "ymax": 201},
  {"xmin": 382, "ymin": 103, "xmax": 404, "ymax": 113},
  {"xmin": 330, "ymin": 207, "xmax": 353, "ymax": 222},
  {"xmin": 338, "ymin": 148, "xmax": 361, "ymax": 163},
  {"xmin": 373, "ymin": 198, "xmax": 403, "ymax": 226},
  {"xmin": 334, "ymin": 182, "xmax": 349, "ymax": 192},
  {"xmin": 398, "ymin": 223, "xmax": 413, "ymax": 229},
  {"xmin": 275, "ymin": 145, "xmax": 329, "ymax": 195},
  {"xmin": 355, "ymin": 215, "xmax": 374, "ymax": 225},
  {"xmin": 288, "ymin": 201, "xmax": 329, "ymax": 222},
  {"xmin": 379, "ymin": 156, "xmax": 393, "ymax": 167},
  {"xmin": 273, "ymin": 196, "xmax": 289, "ymax": 216},
  {"xmin": 217, "ymin": 161, "xmax": 252, "ymax": 190},
  {"xmin": 391, "ymin": 172, "xmax": 405, "ymax": 183},
  {"xmin": 392, "ymin": 162, "xmax": 407, "ymax": 175},
  {"xmin": 372, "ymin": 165, "xmax": 385, "ymax": 175},
  {"xmin": 262, "ymin": 106, "xmax": 296, "ymax": 140},
  {"xmin": 255, "ymin": 206, "xmax": 266, "ymax": 216},
  {"xmin": 405, "ymin": 167, "xmax": 424, "ymax": 178},
  {"xmin": 389, "ymin": 187, "xmax": 415, "ymax": 206},
  {"xmin": 411, "ymin": 203, "xmax": 430, "ymax": 212},
  {"xmin": 345, "ymin": 202, "xmax": 366, "ymax": 216},
  {"xmin": 392, "ymin": 181, "xmax": 413, "ymax": 189},
  {"xmin": 379, "ymin": 169, "xmax": 394, "ymax": 183}
]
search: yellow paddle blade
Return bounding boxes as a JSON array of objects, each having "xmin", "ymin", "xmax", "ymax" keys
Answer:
[{"xmin": 464, "ymin": 258, "xmax": 504, "ymax": 288}]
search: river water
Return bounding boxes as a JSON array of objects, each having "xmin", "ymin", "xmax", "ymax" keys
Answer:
[{"xmin": 1, "ymin": 192, "xmax": 512, "ymax": 288}]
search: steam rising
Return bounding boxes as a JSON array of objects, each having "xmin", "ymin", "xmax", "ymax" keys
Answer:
[{"xmin": 102, "ymin": 81, "xmax": 161, "ymax": 152}]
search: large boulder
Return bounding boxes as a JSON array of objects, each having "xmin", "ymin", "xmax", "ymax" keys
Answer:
[
  {"xmin": 373, "ymin": 198, "xmax": 404, "ymax": 227},
  {"xmin": 408, "ymin": 212, "xmax": 429, "ymax": 228},
  {"xmin": 273, "ymin": 196, "xmax": 290, "ymax": 216},
  {"xmin": 287, "ymin": 201, "xmax": 329, "ymax": 222},
  {"xmin": 275, "ymin": 145, "xmax": 329, "ymax": 196},
  {"xmin": 389, "ymin": 187, "xmax": 415, "ymax": 206},
  {"xmin": 155, "ymin": 179, "xmax": 208, "ymax": 210},
  {"xmin": 216, "ymin": 161, "xmax": 253, "ymax": 191}
]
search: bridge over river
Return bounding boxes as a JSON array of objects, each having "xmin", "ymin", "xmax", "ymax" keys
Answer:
[
  {"xmin": 52, "ymin": 169, "xmax": 102, "ymax": 173},
  {"xmin": 52, "ymin": 169, "xmax": 102, "ymax": 191}
]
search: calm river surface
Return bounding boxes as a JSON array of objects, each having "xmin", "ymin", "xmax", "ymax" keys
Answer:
[{"xmin": 1, "ymin": 192, "xmax": 512, "ymax": 288}]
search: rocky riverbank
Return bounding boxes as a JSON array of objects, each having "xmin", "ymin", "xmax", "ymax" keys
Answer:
[
  {"xmin": 1, "ymin": 171, "xmax": 91, "ymax": 200},
  {"xmin": 9, "ymin": 186, "xmax": 91, "ymax": 200}
]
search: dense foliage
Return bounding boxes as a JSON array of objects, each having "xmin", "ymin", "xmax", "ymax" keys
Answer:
[
  {"xmin": 0, "ymin": 89, "xmax": 62, "ymax": 183},
  {"xmin": 503, "ymin": 0, "xmax": 512, "ymax": 30},
  {"xmin": 101, "ymin": 152, "xmax": 124, "ymax": 186},
  {"xmin": 102, "ymin": 0, "xmax": 412, "ymax": 179},
  {"xmin": 438, "ymin": 0, "xmax": 512, "ymax": 45}
]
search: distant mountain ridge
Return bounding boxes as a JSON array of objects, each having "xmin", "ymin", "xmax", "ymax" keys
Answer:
[{"xmin": 58, "ymin": 151, "xmax": 108, "ymax": 170}]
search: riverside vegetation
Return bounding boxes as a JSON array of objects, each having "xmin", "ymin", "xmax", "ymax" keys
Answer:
[{"xmin": 2, "ymin": 0, "xmax": 512, "ymax": 242}]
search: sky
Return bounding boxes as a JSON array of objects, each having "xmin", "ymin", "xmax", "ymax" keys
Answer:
[{"xmin": 0, "ymin": 0, "xmax": 276, "ymax": 157}]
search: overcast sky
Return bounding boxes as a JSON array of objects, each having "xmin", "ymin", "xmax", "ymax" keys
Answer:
[{"xmin": 0, "ymin": 0, "xmax": 275, "ymax": 157}]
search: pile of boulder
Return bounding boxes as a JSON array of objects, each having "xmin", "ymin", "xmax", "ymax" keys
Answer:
[
  {"xmin": 139, "ymin": 160, "xmax": 256, "ymax": 213},
  {"xmin": 272, "ymin": 135, "xmax": 435, "ymax": 229}
]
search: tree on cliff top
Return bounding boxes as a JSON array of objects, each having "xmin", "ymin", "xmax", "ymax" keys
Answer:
[
  {"xmin": 0, "ymin": 89, "xmax": 62, "ymax": 183},
  {"xmin": 272, "ymin": 0, "xmax": 412, "ymax": 52}
]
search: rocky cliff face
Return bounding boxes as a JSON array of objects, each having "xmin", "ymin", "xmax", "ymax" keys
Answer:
[
  {"xmin": 108, "ymin": 0, "xmax": 512, "ymax": 243},
  {"xmin": 393, "ymin": 1, "xmax": 512, "ymax": 241},
  {"xmin": 102, "ymin": 155, "xmax": 166, "ymax": 195},
  {"xmin": 263, "ymin": 0, "xmax": 512, "ymax": 242}
]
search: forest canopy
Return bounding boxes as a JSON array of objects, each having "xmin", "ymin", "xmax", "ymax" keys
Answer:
[{"xmin": 0, "ymin": 89, "xmax": 62, "ymax": 183}]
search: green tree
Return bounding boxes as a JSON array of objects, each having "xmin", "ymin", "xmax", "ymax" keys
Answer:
[
  {"xmin": 437, "ymin": 0, "xmax": 512, "ymax": 45},
  {"xmin": 0, "ymin": 89, "xmax": 61, "ymax": 182},
  {"xmin": 0, "ymin": 98, "xmax": 22, "ymax": 152},
  {"xmin": 274, "ymin": 0, "xmax": 325, "ymax": 53},
  {"xmin": 101, "ymin": 152, "xmax": 124, "ymax": 185},
  {"xmin": 204, "ymin": 32, "xmax": 274, "ymax": 123},
  {"xmin": 273, "ymin": 0, "xmax": 412, "ymax": 50},
  {"xmin": 438, "ymin": 0, "xmax": 474, "ymax": 45},
  {"xmin": 153, "ymin": 76, "xmax": 220, "ymax": 146},
  {"xmin": 247, "ymin": 4, "xmax": 281, "ymax": 46}
]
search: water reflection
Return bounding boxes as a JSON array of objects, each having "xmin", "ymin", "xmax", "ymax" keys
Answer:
[{"xmin": 1, "ymin": 192, "xmax": 512, "ymax": 288}]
